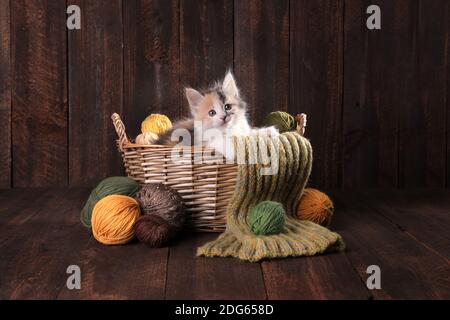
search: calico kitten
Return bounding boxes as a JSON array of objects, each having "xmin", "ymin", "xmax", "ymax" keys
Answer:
[{"xmin": 156, "ymin": 71, "xmax": 278, "ymax": 158}]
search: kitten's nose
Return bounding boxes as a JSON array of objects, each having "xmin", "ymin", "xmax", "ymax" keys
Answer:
[{"xmin": 221, "ymin": 115, "xmax": 228, "ymax": 122}]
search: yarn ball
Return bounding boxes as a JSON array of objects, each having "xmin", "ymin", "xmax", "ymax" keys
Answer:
[
  {"xmin": 263, "ymin": 111, "xmax": 296, "ymax": 133},
  {"xmin": 81, "ymin": 176, "xmax": 140, "ymax": 228},
  {"xmin": 91, "ymin": 195, "xmax": 141, "ymax": 245},
  {"xmin": 141, "ymin": 114, "xmax": 172, "ymax": 135},
  {"xmin": 135, "ymin": 184, "xmax": 185, "ymax": 232},
  {"xmin": 135, "ymin": 132, "xmax": 159, "ymax": 145},
  {"xmin": 248, "ymin": 201, "xmax": 286, "ymax": 235},
  {"xmin": 297, "ymin": 188, "xmax": 334, "ymax": 227},
  {"xmin": 134, "ymin": 214, "xmax": 173, "ymax": 248}
]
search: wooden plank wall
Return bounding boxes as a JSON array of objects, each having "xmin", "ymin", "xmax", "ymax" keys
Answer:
[
  {"xmin": 68, "ymin": 0, "xmax": 123, "ymax": 187},
  {"xmin": 290, "ymin": 0, "xmax": 344, "ymax": 188},
  {"xmin": 0, "ymin": 0, "xmax": 448, "ymax": 189},
  {"xmin": 0, "ymin": 0, "xmax": 11, "ymax": 188},
  {"xmin": 11, "ymin": 0, "xmax": 68, "ymax": 187}
]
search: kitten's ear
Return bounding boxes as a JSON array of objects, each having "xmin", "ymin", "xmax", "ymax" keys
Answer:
[
  {"xmin": 222, "ymin": 71, "xmax": 239, "ymax": 97},
  {"xmin": 185, "ymin": 88, "xmax": 204, "ymax": 115}
]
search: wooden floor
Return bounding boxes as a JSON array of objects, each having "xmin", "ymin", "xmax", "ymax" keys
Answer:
[{"xmin": 0, "ymin": 188, "xmax": 449, "ymax": 300}]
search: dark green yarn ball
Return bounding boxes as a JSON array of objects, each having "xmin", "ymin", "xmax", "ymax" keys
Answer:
[
  {"xmin": 248, "ymin": 201, "xmax": 286, "ymax": 236},
  {"xmin": 263, "ymin": 111, "xmax": 296, "ymax": 133},
  {"xmin": 81, "ymin": 176, "xmax": 140, "ymax": 228}
]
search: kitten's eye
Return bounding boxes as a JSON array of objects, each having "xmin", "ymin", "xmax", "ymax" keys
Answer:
[
  {"xmin": 208, "ymin": 110, "xmax": 216, "ymax": 117},
  {"xmin": 224, "ymin": 104, "xmax": 232, "ymax": 111}
]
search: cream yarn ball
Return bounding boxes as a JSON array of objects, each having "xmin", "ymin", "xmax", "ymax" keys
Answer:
[{"xmin": 135, "ymin": 132, "xmax": 158, "ymax": 145}]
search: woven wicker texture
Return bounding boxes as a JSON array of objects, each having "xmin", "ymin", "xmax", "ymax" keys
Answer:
[{"xmin": 111, "ymin": 113, "xmax": 307, "ymax": 232}]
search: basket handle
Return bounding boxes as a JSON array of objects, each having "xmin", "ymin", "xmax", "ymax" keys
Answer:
[
  {"xmin": 111, "ymin": 113, "xmax": 129, "ymax": 151},
  {"xmin": 295, "ymin": 113, "xmax": 307, "ymax": 136}
]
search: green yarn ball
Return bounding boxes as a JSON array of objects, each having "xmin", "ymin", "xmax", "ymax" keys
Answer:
[
  {"xmin": 248, "ymin": 201, "xmax": 286, "ymax": 235},
  {"xmin": 263, "ymin": 111, "xmax": 296, "ymax": 133},
  {"xmin": 81, "ymin": 176, "xmax": 140, "ymax": 228}
]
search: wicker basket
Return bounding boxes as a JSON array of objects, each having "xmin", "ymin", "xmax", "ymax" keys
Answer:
[{"xmin": 111, "ymin": 113, "xmax": 307, "ymax": 232}]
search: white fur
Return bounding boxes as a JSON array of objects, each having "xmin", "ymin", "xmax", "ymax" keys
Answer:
[
  {"xmin": 222, "ymin": 72, "xmax": 240, "ymax": 97},
  {"xmin": 186, "ymin": 71, "xmax": 279, "ymax": 160}
]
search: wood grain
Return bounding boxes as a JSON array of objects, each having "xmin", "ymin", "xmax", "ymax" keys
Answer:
[
  {"xmin": 11, "ymin": 0, "xmax": 68, "ymax": 187},
  {"xmin": 123, "ymin": 0, "xmax": 180, "ymax": 139},
  {"xmin": 68, "ymin": 0, "xmax": 123, "ymax": 187},
  {"xmin": 359, "ymin": 189, "xmax": 450, "ymax": 259},
  {"xmin": 0, "ymin": 188, "xmax": 44, "ymax": 224},
  {"xmin": 331, "ymin": 190, "xmax": 450, "ymax": 299},
  {"xmin": 180, "ymin": 0, "xmax": 233, "ymax": 117},
  {"xmin": 0, "ymin": 188, "xmax": 449, "ymax": 299},
  {"xmin": 2, "ymin": 2, "xmax": 450, "ymax": 189},
  {"xmin": 399, "ymin": 0, "xmax": 447, "ymax": 187},
  {"xmin": 343, "ymin": 0, "xmax": 415, "ymax": 188},
  {"xmin": 446, "ymin": 2, "xmax": 450, "ymax": 188},
  {"xmin": 0, "ymin": 188, "xmax": 90, "ymax": 299},
  {"xmin": 165, "ymin": 233, "xmax": 267, "ymax": 299},
  {"xmin": 58, "ymin": 240, "xmax": 168, "ymax": 300},
  {"xmin": 262, "ymin": 254, "xmax": 371, "ymax": 299},
  {"xmin": 289, "ymin": 0, "xmax": 344, "ymax": 188},
  {"xmin": 0, "ymin": 0, "xmax": 10, "ymax": 188},
  {"xmin": 234, "ymin": 0, "xmax": 289, "ymax": 127}
]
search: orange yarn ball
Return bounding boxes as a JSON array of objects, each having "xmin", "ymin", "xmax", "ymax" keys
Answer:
[
  {"xmin": 91, "ymin": 195, "xmax": 141, "ymax": 245},
  {"xmin": 297, "ymin": 188, "xmax": 334, "ymax": 227}
]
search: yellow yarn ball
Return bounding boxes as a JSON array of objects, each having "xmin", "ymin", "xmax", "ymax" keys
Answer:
[
  {"xmin": 141, "ymin": 114, "xmax": 172, "ymax": 135},
  {"xmin": 91, "ymin": 195, "xmax": 141, "ymax": 245},
  {"xmin": 135, "ymin": 132, "xmax": 158, "ymax": 145},
  {"xmin": 297, "ymin": 188, "xmax": 334, "ymax": 227}
]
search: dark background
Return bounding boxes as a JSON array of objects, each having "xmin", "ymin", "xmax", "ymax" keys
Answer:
[{"xmin": 0, "ymin": 0, "xmax": 448, "ymax": 189}]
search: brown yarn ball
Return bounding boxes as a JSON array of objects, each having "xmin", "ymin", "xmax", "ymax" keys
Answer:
[
  {"xmin": 135, "ymin": 184, "xmax": 186, "ymax": 232},
  {"xmin": 134, "ymin": 215, "xmax": 172, "ymax": 247},
  {"xmin": 297, "ymin": 188, "xmax": 334, "ymax": 227}
]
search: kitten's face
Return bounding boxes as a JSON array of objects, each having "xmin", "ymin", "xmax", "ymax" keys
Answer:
[{"xmin": 185, "ymin": 72, "xmax": 247, "ymax": 130}]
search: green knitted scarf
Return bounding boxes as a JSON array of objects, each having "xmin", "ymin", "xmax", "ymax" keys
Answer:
[{"xmin": 197, "ymin": 132, "xmax": 345, "ymax": 262}]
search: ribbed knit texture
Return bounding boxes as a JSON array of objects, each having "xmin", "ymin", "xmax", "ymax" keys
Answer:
[{"xmin": 197, "ymin": 132, "xmax": 345, "ymax": 262}]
